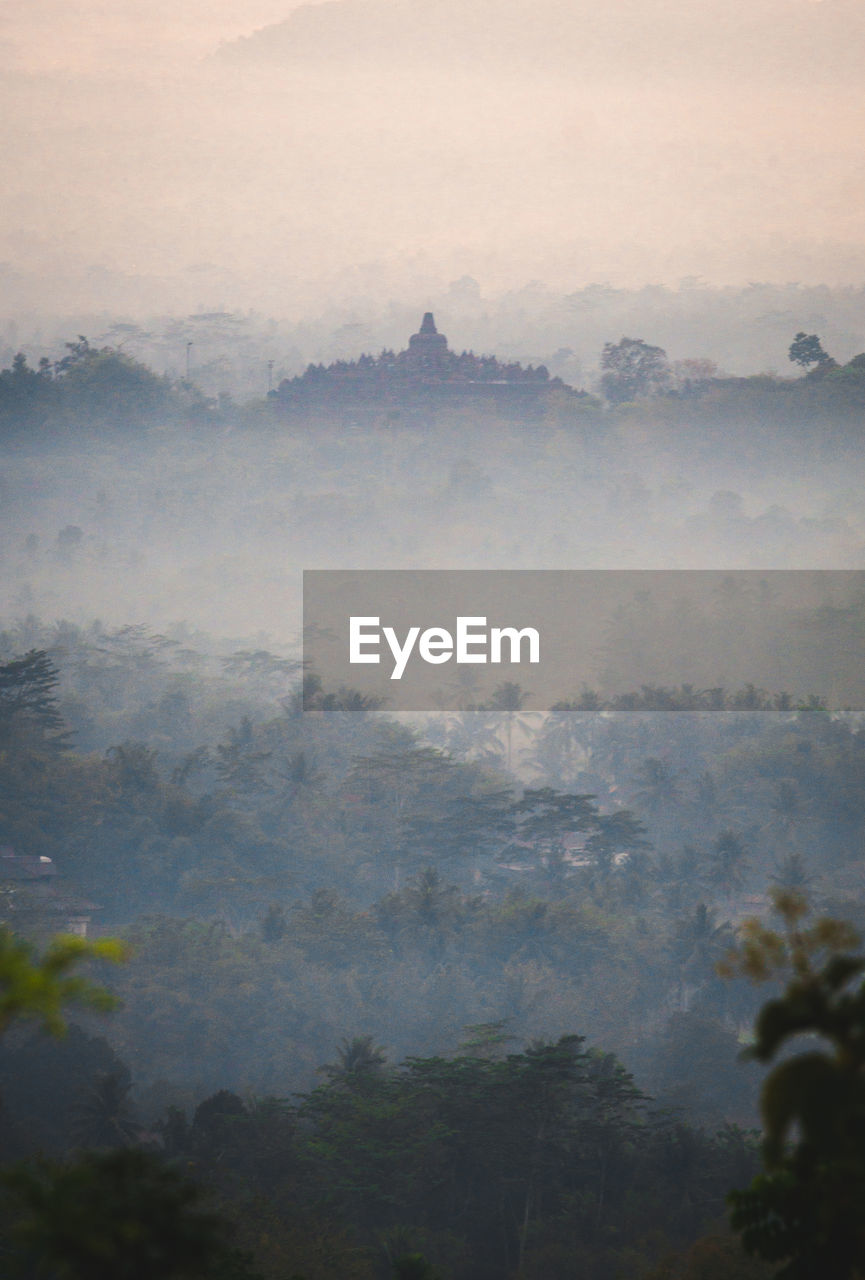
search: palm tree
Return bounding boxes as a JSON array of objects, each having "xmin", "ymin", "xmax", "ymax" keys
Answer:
[
  {"xmin": 433, "ymin": 710, "xmax": 504, "ymax": 762},
  {"xmin": 770, "ymin": 851, "xmax": 814, "ymax": 894},
  {"xmin": 487, "ymin": 682, "xmax": 536, "ymax": 772},
  {"xmin": 529, "ymin": 700, "xmax": 598, "ymax": 787},
  {"xmin": 673, "ymin": 902, "xmax": 735, "ymax": 1007},
  {"xmin": 706, "ymin": 830, "xmax": 750, "ymax": 899},
  {"xmin": 405, "ymin": 866, "xmax": 452, "ymax": 926},
  {"xmin": 632, "ymin": 757, "xmax": 681, "ymax": 815},
  {"xmin": 71, "ymin": 1072, "xmax": 140, "ymax": 1149},
  {"xmin": 322, "ymin": 1035, "xmax": 388, "ymax": 1084}
]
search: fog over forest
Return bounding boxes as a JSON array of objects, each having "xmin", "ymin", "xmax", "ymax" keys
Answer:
[
  {"xmin": 2, "ymin": 3, "xmax": 865, "ymax": 1279},
  {"xmin": 3, "ymin": 314, "xmax": 865, "ymax": 1277}
]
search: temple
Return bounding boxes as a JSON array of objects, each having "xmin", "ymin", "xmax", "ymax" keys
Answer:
[
  {"xmin": 273, "ymin": 313, "xmax": 580, "ymax": 421},
  {"xmin": 407, "ymin": 312, "xmax": 449, "ymax": 372}
]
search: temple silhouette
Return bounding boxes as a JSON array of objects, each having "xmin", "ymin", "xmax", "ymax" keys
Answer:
[
  {"xmin": 274, "ymin": 313, "xmax": 576, "ymax": 420},
  {"xmin": 407, "ymin": 311, "xmax": 450, "ymax": 372}
]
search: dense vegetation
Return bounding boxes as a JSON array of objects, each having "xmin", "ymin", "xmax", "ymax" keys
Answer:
[
  {"xmin": 1, "ymin": 611, "xmax": 863, "ymax": 1274},
  {"xmin": 2, "ymin": 328, "xmax": 865, "ymax": 437},
  {"xmin": 1, "ymin": 327, "xmax": 864, "ymax": 1276}
]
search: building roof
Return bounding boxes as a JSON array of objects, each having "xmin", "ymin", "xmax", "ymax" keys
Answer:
[{"xmin": 0, "ymin": 850, "xmax": 57, "ymax": 881}]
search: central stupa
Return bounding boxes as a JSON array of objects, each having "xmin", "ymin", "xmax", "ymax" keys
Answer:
[{"xmin": 407, "ymin": 312, "xmax": 449, "ymax": 371}]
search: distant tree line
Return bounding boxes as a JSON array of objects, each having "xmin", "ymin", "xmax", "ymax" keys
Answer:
[
  {"xmin": 0, "ymin": 337, "xmax": 207, "ymax": 431},
  {"xmin": 3, "ymin": 329, "xmax": 864, "ymax": 433}
]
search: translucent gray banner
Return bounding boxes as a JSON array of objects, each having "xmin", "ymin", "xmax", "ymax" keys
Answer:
[{"xmin": 303, "ymin": 570, "xmax": 865, "ymax": 711}]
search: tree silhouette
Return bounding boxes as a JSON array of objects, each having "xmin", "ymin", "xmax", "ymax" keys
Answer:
[
  {"xmin": 487, "ymin": 681, "xmax": 534, "ymax": 771},
  {"xmin": 322, "ymin": 1035, "xmax": 388, "ymax": 1084},
  {"xmin": 633, "ymin": 757, "xmax": 681, "ymax": 815},
  {"xmin": 72, "ymin": 1071, "xmax": 140, "ymax": 1149},
  {"xmin": 788, "ymin": 331, "xmax": 833, "ymax": 370},
  {"xmin": 770, "ymin": 852, "xmax": 814, "ymax": 895},
  {"xmin": 0, "ymin": 650, "xmax": 66, "ymax": 745},
  {"xmin": 707, "ymin": 831, "xmax": 750, "ymax": 899},
  {"xmin": 600, "ymin": 336, "xmax": 670, "ymax": 403},
  {"xmin": 2, "ymin": 1147, "xmax": 256, "ymax": 1280},
  {"xmin": 674, "ymin": 902, "xmax": 735, "ymax": 998}
]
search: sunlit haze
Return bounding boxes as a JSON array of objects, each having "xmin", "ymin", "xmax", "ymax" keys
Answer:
[{"xmin": 2, "ymin": 0, "xmax": 864, "ymax": 315}]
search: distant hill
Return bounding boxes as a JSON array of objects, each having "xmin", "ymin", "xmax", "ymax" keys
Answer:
[{"xmin": 216, "ymin": 0, "xmax": 865, "ymax": 84}]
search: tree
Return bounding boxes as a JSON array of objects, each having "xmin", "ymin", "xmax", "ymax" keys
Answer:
[
  {"xmin": 71, "ymin": 1070, "xmax": 141, "ymax": 1149},
  {"xmin": 392, "ymin": 1255, "xmax": 439, "ymax": 1280},
  {"xmin": 529, "ymin": 701, "xmax": 597, "ymax": 788},
  {"xmin": 0, "ymin": 650, "xmax": 66, "ymax": 745},
  {"xmin": 0, "ymin": 1024, "xmax": 131, "ymax": 1156},
  {"xmin": 675, "ymin": 903, "xmax": 734, "ymax": 984},
  {"xmin": 769, "ymin": 852, "xmax": 813, "ymax": 895},
  {"xmin": 707, "ymin": 831, "xmax": 749, "ymax": 899},
  {"xmin": 0, "ymin": 352, "xmax": 57, "ymax": 430},
  {"xmin": 722, "ymin": 891, "xmax": 865, "ymax": 1279},
  {"xmin": 511, "ymin": 786, "xmax": 599, "ymax": 880},
  {"xmin": 632, "ymin": 757, "xmax": 681, "ymax": 815},
  {"xmin": 671, "ymin": 357, "xmax": 720, "ymax": 393},
  {"xmin": 647, "ymin": 1232, "xmax": 772, "ymax": 1278},
  {"xmin": 486, "ymin": 681, "xmax": 535, "ymax": 771},
  {"xmin": 260, "ymin": 903, "xmax": 288, "ymax": 942},
  {"xmin": 585, "ymin": 808, "xmax": 650, "ymax": 875},
  {"xmin": 53, "ymin": 336, "xmax": 174, "ymax": 426},
  {"xmin": 0, "ymin": 929, "xmax": 126, "ymax": 1039},
  {"xmin": 428, "ymin": 709, "xmax": 503, "ymax": 764},
  {"xmin": 600, "ymin": 336, "xmax": 670, "ymax": 404},
  {"xmin": 407, "ymin": 788, "xmax": 515, "ymax": 872},
  {"xmin": 322, "ymin": 1035, "xmax": 388, "ymax": 1085},
  {"xmin": 649, "ymin": 1012, "xmax": 761, "ymax": 1129},
  {"xmin": 788, "ymin": 332, "xmax": 832, "ymax": 370},
  {"xmin": 188, "ymin": 1090, "xmax": 249, "ymax": 1165},
  {"xmin": 1, "ymin": 1147, "xmax": 258, "ymax": 1280}
]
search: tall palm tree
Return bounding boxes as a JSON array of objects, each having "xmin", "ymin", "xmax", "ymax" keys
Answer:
[
  {"xmin": 435, "ymin": 710, "xmax": 504, "ymax": 763},
  {"xmin": 632, "ymin": 757, "xmax": 681, "ymax": 815},
  {"xmin": 321, "ymin": 1035, "xmax": 388, "ymax": 1084},
  {"xmin": 770, "ymin": 851, "xmax": 814, "ymax": 894},
  {"xmin": 707, "ymin": 829, "xmax": 750, "ymax": 899},
  {"xmin": 529, "ymin": 700, "xmax": 599, "ymax": 787},
  {"xmin": 71, "ymin": 1072, "xmax": 140, "ymax": 1149},
  {"xmin": 673, "ymin": 902, "xmax": 735, "ymax": 1007},
  {"xmin": 488, "ymin": 682, "xmax": 536, "ymax": 772}
]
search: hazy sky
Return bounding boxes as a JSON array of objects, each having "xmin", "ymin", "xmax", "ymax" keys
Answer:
[{"xmin": 2, "ymin": 0, "xmax": 864, "ymax": 314}]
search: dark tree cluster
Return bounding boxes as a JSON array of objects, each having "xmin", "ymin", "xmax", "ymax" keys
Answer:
[
  {"xmin": 0, "ymin": 337, "xmax": 203, "ymax": 433},
  {"xmin": 0, "ymin": 1021, "xmax": 761, "ymax": 1280}
]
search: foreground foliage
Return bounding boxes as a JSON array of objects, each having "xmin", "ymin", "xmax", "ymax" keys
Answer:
[
  {"xmin": 0, "ymin": 928, "xmax": 125, "ymax": 1039},
  {"xmin": 724, "ymin": 894, "xmax": 865, "ymax": 1279},
  {"xmin": 1, "ymin": 1148, "xmax": 259, "ymax": 1280}
]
